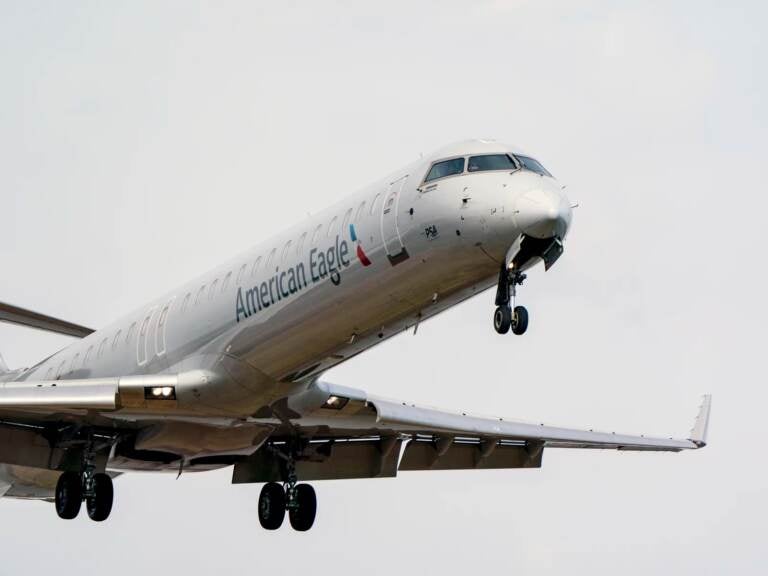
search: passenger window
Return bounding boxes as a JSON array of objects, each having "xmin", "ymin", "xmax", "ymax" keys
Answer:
[
  {"xmin": 311, "ymin": 224, "xmax": 323, "ymax": 245},
  {"xmin": 195, "ymin": 285, "xmax": 206, "ymax": 305},
  {"xmin": 341, "ymin": 208, "xmax": 353, "ymax": 239},
  {"xmin": 97, "ymin": 338, "xmax": 108, "ymax": 358},
  {"xmin": 425, "ymin": 157, "xmax": 465, "ymax": 182},
  {"xmin": 70, "ymin": 353, "xmax": 80, "ymax": 373},
  {"xmin": 209, "ymin": 279, "xmax": 219, "ymax": 300},
  {"xmin": 236, "ymin": 263, "xmax": 248, "ymax": 284},
  {"xmin": 467, "ymin": 154, "xmax": 516, "ymax": 172},
  {"xmin": 222, "ymin": 272, "xmax": 232, "ymax": 293},
  {"xmin": 327, "ymin": 216, "xmax": 338, "ymax": 237},
  {"xmin": 265, "ymin": 248, "xmax": 277, "ymax": 270},
  {"xmin": 251, "ymin": 256, "xmax": 262, "ymax": 277},
  {"xmin": 56, "ymin": 360, "xmax": 66, "ymax": 379},
  {"xmin": 181, "ymin": 293, "xmax": 191, "ymax": 313},
  {"xmin": 126, "ymin": 322, "xmax": 137, "ymax": 344},
  {"xmin": 354, "ymin": 201, "xmax": 366, "ymax": 223},
  {"xmin": 296, "ymin": 232, "xmax": 307, "ymax": 256},
  {"xmin": 369, "ymin": 193, "xmax": 381, "ymax": 215},
  {"xmin": 281, "ymin": 241, "xmax": 292, "ymax": 262},
  {"xmin": 83, "ymin": 346, "xmax": 93, "ymax": 366},
  {"xmin": 112, "ymin": 330, "xmax": 122, "ymax": 350}
]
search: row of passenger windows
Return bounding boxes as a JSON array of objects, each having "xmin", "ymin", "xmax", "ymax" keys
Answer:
[
  {"xmin": 43, "ymin": 184, "xmax": 392, "ymax": 380},
  {"xmin": 44, "ymin": 300, "xmax": 173, "ymax": 379},
  {"xmin": 424, "ymin": 153, "xmax": 553, "ymax": 183},
  {"xmin": 172, "ymin": 190, "xmax": 387, "ymax": 320},
  {"xmin": 181, "ymin": 194, "xmax": 383, "ymax": 312}
]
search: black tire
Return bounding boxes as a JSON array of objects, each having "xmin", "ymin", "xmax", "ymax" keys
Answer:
[
  {"xmin": 258, "ymin": 482, "xmax": 286, "ymax": 530},
  {"xmin": 55, "ymin": 472, "xmax": 82, "ymax": 520},
  {"xmin": 86, "ymin": 473, "xmax": 114, "ymax": 522},
  {"xmin": 289, "ymin": 484, "xmax": 317, "ymax": 532},
  {"xmin": 493, "ymin": 306, "xmax": 511, "ymax": 334},
  {"xmin": 512, "ymin": 305, "xmax": 529, "ymax": 335}
]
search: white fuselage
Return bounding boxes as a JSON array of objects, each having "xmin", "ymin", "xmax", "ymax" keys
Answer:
[{"xmin": 15, "ymin": 140, "xmax": 571, "ymax": 421}]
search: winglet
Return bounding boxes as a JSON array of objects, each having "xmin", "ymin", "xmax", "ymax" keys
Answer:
[{"xmin": 688, "ymin": 394, "xmax": 711, "ymax": 448}]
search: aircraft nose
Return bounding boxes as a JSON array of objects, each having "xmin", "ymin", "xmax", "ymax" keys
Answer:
[{"xmin": 513, "ymin": 187, "xmax": 572, "ymax": 239}]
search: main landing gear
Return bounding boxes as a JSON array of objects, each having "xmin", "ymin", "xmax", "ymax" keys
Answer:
[
  {"xmin": 55, "ymin": 468, "xmax": 114, "ymax": 522},
  {"xmin": 54, "ymin": 433, "xmax": 114, "ymax": 521},
  {"xmin": 258, "ymin": 457, "xmax": 317, "ymax": 531},
  {"xmin": 493, "ymin": 265, "xmax": 529, "ymax": 336}
]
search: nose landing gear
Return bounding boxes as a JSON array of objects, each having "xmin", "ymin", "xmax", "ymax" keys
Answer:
[{"xmin": 493, "ymin": 265, "xmax": 528, "ymax": 336}]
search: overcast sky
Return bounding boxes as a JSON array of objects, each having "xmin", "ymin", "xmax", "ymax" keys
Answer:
[{"xmin": 1, "ymin": 1, "xmax": 766, "ymax": 574}]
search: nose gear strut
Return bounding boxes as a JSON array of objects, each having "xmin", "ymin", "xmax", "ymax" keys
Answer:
[{"xmin": 493, "ymin": 264, "xmax": 529, "ymax": 335}]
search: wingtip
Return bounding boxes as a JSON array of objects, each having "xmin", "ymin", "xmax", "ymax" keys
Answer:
[{"xmin": 688, "ymin": 394, "xmax": 712, "ymax": 448}]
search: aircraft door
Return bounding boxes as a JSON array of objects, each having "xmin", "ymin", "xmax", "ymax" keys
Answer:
[{"xmin": 380, "ymin": 175, "xmax": 410, "ymax": 265}]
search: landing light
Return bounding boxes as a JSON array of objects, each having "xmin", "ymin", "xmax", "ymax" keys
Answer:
[
  {"xmin": 144, "ymin": 386, "xmax": 177, "ymax": 400},
  {"xmin": 322, "ymin": 395, "xmax": 349, "ymax": 410}
]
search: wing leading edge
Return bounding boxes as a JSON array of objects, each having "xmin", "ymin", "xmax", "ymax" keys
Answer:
[{"xmin": 303, "ymin": 381, "xmax": 711, "ymax": 452}]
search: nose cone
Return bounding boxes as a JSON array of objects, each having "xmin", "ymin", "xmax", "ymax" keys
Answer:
[{"xmin": 514, "ymin": 188, "xmax": 572, "ymax": 239}]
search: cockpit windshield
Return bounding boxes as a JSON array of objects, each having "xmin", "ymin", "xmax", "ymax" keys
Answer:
[
  {"xmin": 424, "ymin": 157, "xmax": 465, "ymax": 182},
  {"xmin": 516, "ymin": 155, "xmax": 552, "ymax": 177},
  {"xmin": 467, "ymin": 154, "xmax": 517, "ymax": 172}
]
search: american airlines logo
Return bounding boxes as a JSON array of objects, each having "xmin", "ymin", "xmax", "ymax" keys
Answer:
[{"xmin": 235, "ymin": 225, "xmax": 371, "ymax": 322}]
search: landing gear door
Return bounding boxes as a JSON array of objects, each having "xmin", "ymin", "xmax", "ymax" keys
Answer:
[{"xmin": 380, "ymin": 175, "xmax": 410, "ymax": 266}]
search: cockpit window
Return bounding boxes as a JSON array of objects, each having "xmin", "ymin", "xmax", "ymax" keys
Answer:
[
  {"xmin": 424, "ymin": 157, "xmax": 465, "ymax": 182},
  {"xmin": 516, "ymin": 155, "xmax": 552, "ymax": 177},
  {"xmin": 467, "ymin": 154, "xmax": 517, "ymax": 172}
]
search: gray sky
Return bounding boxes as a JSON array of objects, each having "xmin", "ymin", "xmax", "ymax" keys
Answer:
[{"xmin": 0, "ymin": 1, "xmax": 765, "ymax": 573}]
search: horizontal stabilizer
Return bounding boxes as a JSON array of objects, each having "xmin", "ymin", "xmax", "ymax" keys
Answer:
[{"xmin": 0, "ymin": 302, "xmax": 94, "ymax": 338}]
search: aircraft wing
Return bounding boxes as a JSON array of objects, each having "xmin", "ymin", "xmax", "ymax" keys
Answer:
[
  {"xmin": 232, "ymin": 382, "xmax": 710, "ymax": 483},
  {"xmin": 0, "ymin": 373, "xmax": 709, "ymax": 485},
  {"xmin": 0, "ymin": 302, "xmax": 94, "ymax": 339}
]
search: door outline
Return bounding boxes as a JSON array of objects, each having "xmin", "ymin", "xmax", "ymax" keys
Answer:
[
  {"xmin": 380, "ymin": 175, "xmax": 410, "ymax": 266},
  {"xmin": 137, "ymin": 307, "xmax": 157, "ymax": 366}
]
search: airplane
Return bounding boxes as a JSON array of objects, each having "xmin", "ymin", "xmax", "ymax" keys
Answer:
[{"xmin": 0, "ymin": 139, "xmax": 710, "ymax": 531}]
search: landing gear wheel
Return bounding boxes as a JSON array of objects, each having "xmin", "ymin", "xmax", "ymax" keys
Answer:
[
  {"xmin": 258, "ymin": 482, "xmax": 286, "ymax": 530},
  {"xmin": 86, "ymin": 473, "xmax": 114, "ymax": 522},
  {"xmin": 55, "ymin": 472, "xmax": 82, "ymax": 520},
  {"xmin": 511, "ymin": 306, "xmax": 529, "ymax": 335},
  {"xmin": 493, "ymin": 306, "xmax": 511, "ymax": 334},
  {"xmin": 288, "ymin": 484, "xmax": 317, "ymax": 532}
]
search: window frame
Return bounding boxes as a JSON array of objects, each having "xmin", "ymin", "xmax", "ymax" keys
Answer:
[
  {"xmin": 208, "ymin": 278, "xmax": 219, "ymax": 301},
  {"xmin": 466, "ymin": 153, "xmax": 520, "ymax": 174},
  {"xmin": 327, "ymin": 216, "xmax": 338, "ymax": 238},
  {"xmin": 296, "ymin": 232, "xmax": 308, "ymax": 257},
  {"xmin": 422, "ymin": 156, "xmax": 467, "ymax": 185},
  {"xmin": 341, "ymin": 208, "xmax": 353, "ymax": 239},
  {"xmin": 514, "ymin": 154, "xmax": 553, "ymax": 178}
]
